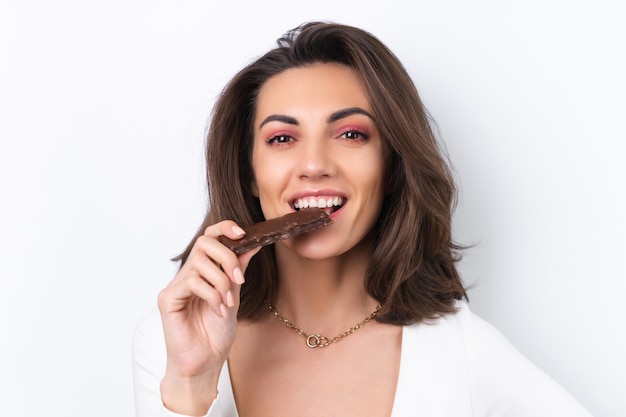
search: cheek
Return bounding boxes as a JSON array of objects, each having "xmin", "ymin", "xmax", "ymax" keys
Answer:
[
  {"xmin": 251, "ymin": 152, "xmax": 289, "ymax": 202},
  {"xmin": 350, "ymin": 152, "xmax": 386, "ymax": 195}
]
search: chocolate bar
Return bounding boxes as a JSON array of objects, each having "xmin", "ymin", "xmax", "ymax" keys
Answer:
[{"xmin": 219, "ymin": 208, "xmax": 333, "ymax": 254}]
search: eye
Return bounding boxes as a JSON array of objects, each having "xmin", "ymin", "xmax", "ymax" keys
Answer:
[
  {"xmin": 339, "ymin": 129, "xmax": 370, "ymax": 141},
  {"xmin": 266, "ymin": 134, "xmax": 295, "ymax": 145}
]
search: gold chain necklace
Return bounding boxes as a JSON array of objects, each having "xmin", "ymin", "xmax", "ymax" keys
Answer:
[{"xmin": 266, "ymin": 302, "xmax": 381, "ymax": 348}]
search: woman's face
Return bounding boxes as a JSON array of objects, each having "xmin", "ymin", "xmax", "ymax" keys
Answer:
[{"xmin": 251, "ymin": 63, "xmax": 386, "ymax": 259}]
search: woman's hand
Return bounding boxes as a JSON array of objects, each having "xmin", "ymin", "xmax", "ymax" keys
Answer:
[{"xmin": 157, "ymin": 221, "xmax": 259, "ymax": 415}]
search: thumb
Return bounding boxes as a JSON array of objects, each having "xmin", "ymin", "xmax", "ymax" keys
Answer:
[
  {"xmin": 237, "ymin": 246, "xmax": 262, "ymax": 275},
  {"xmin": 227, "ymin": 247, "xmax": 261, "ymax": 311}
]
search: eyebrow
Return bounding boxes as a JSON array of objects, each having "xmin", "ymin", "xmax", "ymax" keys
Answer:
[
  {"xmin": 258, "ymin": 107, "xmax": 374, "ymax": 129},
  {"xmin": 258, "ymin": 114, "xmax": 298, "ymax": 129},
  {"xmin": 327, "ymin": 107, "xmax": 374, "ymax": 124}
]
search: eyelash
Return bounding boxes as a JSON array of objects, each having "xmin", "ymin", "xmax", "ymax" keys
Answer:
[
  {"xmin": 265, "ymin": 129, "xmax": 370, "ymax": 146},
  {"xmin": 266, "ymin": 134, "xmax": 294, "ymax": 145},
  {"xmin": 338, "ymin": 129, "xmax": 370, "ymax": 142}
]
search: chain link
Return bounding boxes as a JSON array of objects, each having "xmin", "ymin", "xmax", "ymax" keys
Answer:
[{"xmin": 266, "ymin": 302, "xmax": 381, "ymax": 348}]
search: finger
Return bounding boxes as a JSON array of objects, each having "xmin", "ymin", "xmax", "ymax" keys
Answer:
[
  {"xmin": 185, "ymin": 274, "xmax": 226, "ymax": 317},
  {"xmin": 191, "ymin": 235, "xmax": 245, "ymax": 286},
  {"xmin": 158, "ymin": 274, "xmax": 224, "ymax": 317},
  {"xmin": 190, "ymin": 255, "xmax": 236, "ymax": 308},
  {"xmin": 238, "ymin": 246, "xmax": 262, "ymax": 275},
  {"xmin": 203, "ymin": 220, "xmax": 246, "ymax": 240}
]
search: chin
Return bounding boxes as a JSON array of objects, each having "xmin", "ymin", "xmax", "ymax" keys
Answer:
[{"xmin": 283, "ymin": 235, "xmax": 347, "ymax": 260}]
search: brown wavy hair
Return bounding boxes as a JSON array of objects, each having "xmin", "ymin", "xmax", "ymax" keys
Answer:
[{"xmin": 175, "ymin": 21, "xmax": 467, "ymax": 325}]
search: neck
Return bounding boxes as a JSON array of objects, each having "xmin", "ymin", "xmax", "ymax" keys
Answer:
[{"xmin": 271, "ymin": 239, "xmax": 378, "ymax": 336}]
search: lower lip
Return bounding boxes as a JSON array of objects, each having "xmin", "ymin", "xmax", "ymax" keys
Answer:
[
  {"xmin": 290, "ymin": 203, "xmax": 345, "ymax": 219},
  {"xmin": 328, "ymin": 205, "xmax": 344, "ymax": 220}
]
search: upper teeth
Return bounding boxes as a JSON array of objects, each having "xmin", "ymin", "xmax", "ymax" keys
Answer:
[{"xmin": 293, "ymin": 196, "xmax": 344, "ymax": 210}]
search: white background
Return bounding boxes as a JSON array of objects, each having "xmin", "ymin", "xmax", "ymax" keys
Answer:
[{"xmin": 1, "ymin": 0, "xmax": 624, "ymax": 416}]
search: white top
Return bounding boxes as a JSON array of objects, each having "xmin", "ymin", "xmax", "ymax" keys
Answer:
[{"xmin": 133, "ymin": 301, "xmax": 592, "ymax": 417}]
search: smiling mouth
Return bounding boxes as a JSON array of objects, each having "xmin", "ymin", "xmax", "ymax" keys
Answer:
[{"xmin": 292, "ymin": 196, "xmax": 345, "ymax": 214}]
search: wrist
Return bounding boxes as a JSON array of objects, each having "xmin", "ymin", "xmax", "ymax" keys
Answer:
[{"xmin": 161, "ymin": 372, "xmax": 219, "ymax": 416}]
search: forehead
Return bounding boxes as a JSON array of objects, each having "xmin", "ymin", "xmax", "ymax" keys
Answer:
[{"xmin": 254, "ymin": 63, "xmax": 372, "ymax": 121}]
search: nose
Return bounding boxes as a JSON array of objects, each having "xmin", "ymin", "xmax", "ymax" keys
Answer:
[{"xmin": 296, "ymin": 137, "xmax": 335, "ymax": 180}]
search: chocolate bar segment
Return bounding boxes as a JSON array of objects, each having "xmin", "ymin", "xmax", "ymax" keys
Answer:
[{"xmin": 219, "ymin": 208, "xmax": 333, "ymax": 254}]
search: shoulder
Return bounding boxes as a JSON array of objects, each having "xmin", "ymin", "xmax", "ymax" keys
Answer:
[
  {"xmin": 401, "ymin": 299, "xmax": 502, "ymax": 348},
  {"xmin": 134, "ymin": 308, "xmax": 166, "ymax": 352},
  {"xmin": 400, "ymin": 300, "xmax": 592, "ymax": 416},
  {"xmin": 132, "ymin": 309, "xmax": 168, "ymax": 416},
  {"xmin": 133, "ymin": 308, "xmax": 167, "ymax": 378},
  {"xmin": 398, "ymin": 300, "xmax": 493, "ymax": 391}
]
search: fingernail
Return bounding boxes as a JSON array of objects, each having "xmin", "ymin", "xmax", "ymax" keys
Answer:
[
  {"xmin": 232, "ymin": 225, "xmax": 245, "ymax": 236},
  {"xmin": 220, "ymin": 303, "xmax": 228, "ymax": 317},
  {"xmin": 226, "ymin": 290, "xmax": 235, "ymax": 307},
  {"xmin": 233, "ymin": 267, "xmax": 245, "ymax": 284}
]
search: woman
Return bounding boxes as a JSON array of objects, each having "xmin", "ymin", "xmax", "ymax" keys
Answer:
[{"xmin": 133, "ymin": 22, "xmax": 592, "ymax": 417}]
